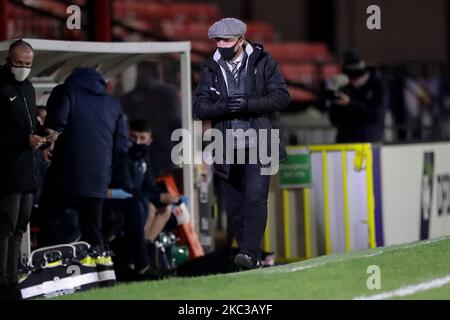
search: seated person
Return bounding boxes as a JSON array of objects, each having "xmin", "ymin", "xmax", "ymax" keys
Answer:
[{"xmin": 105, "ymin": 119, "xmax": 179, "ymax": 279}]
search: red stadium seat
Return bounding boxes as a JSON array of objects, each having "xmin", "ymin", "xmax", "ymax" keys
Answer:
[
  {"xmin": 246, "ymin": 21, "xmax": 277, "ymax": 43},
  {"xmin": 280, "ymin": 63, "xmax": 317, "ymax": 84},
  {"xmin": 288, "ymin": 87, "xmax": 316, "ymax": 102},
  {"xmin": 161, "ymin": 21, "xmax": 211, "ymax": 41},
  {"xmin": 265, "ymin": 42, "xmax": 333, "ymax": 63},
  {"xmin": 191, "ymin": 41, "xmax": 216, "ymax": 54},
  {"xmin": 113, "ymin": 2, "xmax": 220, "ymax": 23},
  {"xmin": 6, "ymin": 0, "xmax": 338, "ymax": 104},
  {"xmin": 26, "ymin": 0, "xmax": 68, "ymax": 16},
  {"xmin": 322, "ymin": 63, "xmax": 341, "ymax": 79}
]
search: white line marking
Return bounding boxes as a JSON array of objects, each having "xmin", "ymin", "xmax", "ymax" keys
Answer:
[
  {"xmin": 255, "ymin": 237, "xmax": 449, "ymax": 275},
  {"xmin": 354, "ymin": 275, "xmax": 450, "ymax": 300}
]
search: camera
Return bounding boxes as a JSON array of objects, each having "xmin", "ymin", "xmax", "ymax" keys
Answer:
[{"xmin": 323, "ymin": 74, "xmax": 349, "ymax": 101}]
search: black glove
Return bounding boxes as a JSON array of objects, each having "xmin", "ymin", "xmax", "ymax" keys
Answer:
[{"xmin": 227, "ymin": 95, "xmax": 248, "ymax": 113}]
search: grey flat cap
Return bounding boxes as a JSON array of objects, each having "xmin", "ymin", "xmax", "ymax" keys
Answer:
[{"xmin": 208, "ymin": 18, "xmax": 247, "ymax": 39}]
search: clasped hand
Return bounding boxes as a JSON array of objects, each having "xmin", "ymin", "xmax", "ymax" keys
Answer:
[{"xmin": 227, "ymin": 95, "xmax": 248, "ymax": 113}]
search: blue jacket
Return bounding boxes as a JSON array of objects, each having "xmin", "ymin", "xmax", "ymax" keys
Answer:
[{"xmin": 45, "ymin": 68, "xmax": 129, "ymax": 198}]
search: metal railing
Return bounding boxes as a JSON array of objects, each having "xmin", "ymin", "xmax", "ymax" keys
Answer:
[{"xmin": 264, "ymin": 143, "xmax": 376, "ymax": 262}]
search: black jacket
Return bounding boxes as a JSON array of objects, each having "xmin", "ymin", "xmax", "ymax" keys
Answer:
[
  {"xmin": 329, "ymin": 67, "xmax": 387, "ymax": 143},
  {"xmin": 45, "ymin": 68, "xmax": 129, "ymax": 198},
  {"xmin": 0, "ymin": 65, "xmax": 38, "ymax": 194},
  {"xmin": 194, "ymin": 43, "xmax": 291, "ymax": 179}
]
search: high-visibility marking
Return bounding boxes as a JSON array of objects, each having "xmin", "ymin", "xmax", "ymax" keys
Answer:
[
  {"xmin": 303, "ymin": 188, "xmax": 311, "ymax": 259},
  {"xmin": 283, "ymin": 189, "xmax": 291, "ymax": 259},
  {"xmin": 342, "ymin": 150, "xmax": 351, "ymax": 252}
]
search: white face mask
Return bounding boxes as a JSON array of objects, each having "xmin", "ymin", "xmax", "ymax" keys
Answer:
[{"xmin": 10, "ymin": 66, "xmax": 31, "ymax": 82}]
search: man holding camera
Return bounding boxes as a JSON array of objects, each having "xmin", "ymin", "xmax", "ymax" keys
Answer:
[{"xmin": 328, "ymin": 49, "xmax": 387, "ymax": 143}]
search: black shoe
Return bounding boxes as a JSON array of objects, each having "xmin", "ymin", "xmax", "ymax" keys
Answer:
[
  {"xmin": 134, "ymin": 266, "xmax": 164, "ymax": 281},
  {"xmin": 234, "ymin": 253, "xmax": 261, "ymax": 270}
]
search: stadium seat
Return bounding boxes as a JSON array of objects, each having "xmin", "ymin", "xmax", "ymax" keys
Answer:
[
  {"xmin": 25, "ymin": 0, "xmax": 69, "ymax": 16},
  {"xmin": 191, "ymin": 41, "xmax": 216, "ymax": 55},
  {"xmin": 265, "ymin": 42, "xmax": 333, "ymax": 63},
  {"xmin": 280, "ymin": 63, "xmax": 341, "ymax": 84},
  {"xmin": 161, "ymin": 21, "xmax": 211, "ymax": 41},
  {"xmin": 280, "ymin": 63, "xmax": 317, "ymax": 84},
  {"xmin": 7, "ymin": 1, "xmax": 338, "ymax": 104},
  {"xmin": 287, "ymin": 87, "xmax": 316, "ymax": 102},
  {"xmin": 322, "ymin": 63, "xmax": 341, "ymax": 79},
  {"xmin": 246, "ymin": 21, "xmax": 277, "ymax": 43},
  {"xmin": 113, "ymin": 2, "xmax": 220, "ymax": 23}
]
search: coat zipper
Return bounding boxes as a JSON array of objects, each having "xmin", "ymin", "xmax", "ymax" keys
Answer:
[
  {"xmin": 22, "ymin": 94, "xmax": 34, "ymax": 134},
  {"xmin": 22, "ymin": 91, "xmax": 38, "ymax": 186}
]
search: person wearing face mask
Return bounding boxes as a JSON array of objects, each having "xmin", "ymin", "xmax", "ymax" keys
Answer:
[
  {"xmin": 120, "ymin": 61, "xmax": 181, "ymax": 178},
  {"xmin": 328, "ymin": 49, "xmax": 388, "ymax": 143},
  {"xmin": 104, "ymin": 119, "xmax": 179, "ymax": 280},
  {"xmin": 0, "ymin": 39, "xmax": 50, "ymax": 299},
  {"xmin": 194, "ymin": 18, "xmax": 290, "ymax": 270}
]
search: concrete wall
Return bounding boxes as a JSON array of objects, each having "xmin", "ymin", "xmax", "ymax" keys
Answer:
[
  {"xmin": 335, "ymin": 0, "xmax": 448, "ymax": 65},
  {"xmin": 252, "ymin": 0, "xmax": 308, "ymax": 41}
]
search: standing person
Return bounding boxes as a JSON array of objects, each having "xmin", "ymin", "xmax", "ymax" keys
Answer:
[
  {"xmin": 0, "ymin": 40, "xmax": 47, "ymax": 298},
  {"xmin": 39, "ymin": 67, "xmax": 129, "ymax": 257},
  {"xmin": 328, "ymin": 49, "xmax": 387, "ymax": 143},
  {"xmin": 194, "ymin": 18, "xmax": 290, "ymax": 269}
]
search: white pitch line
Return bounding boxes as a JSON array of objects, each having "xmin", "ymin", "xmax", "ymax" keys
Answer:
[
  {"xmin": 353, "ymin": 275, "xmax": 450, "ymax": 300},
  {"xmin": 257, "ymin": 236, "xmax": 450, "ymax": 275}
]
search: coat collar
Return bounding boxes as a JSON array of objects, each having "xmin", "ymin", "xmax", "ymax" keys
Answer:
[
  {"xmin": 0, "ymin": 65, "xmax": 26, "ymax": 87},
  {"xmin": 204, "ymin": 42, "xmax": 265, "ymax": 72}
]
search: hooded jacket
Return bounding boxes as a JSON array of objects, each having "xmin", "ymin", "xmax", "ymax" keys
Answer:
[
  {"xmin": 194, "ymin": 42, "xmax": 291, "ymax": 179},
  {"xmin": 0, "ymin": 65, "xmax": 38, "ymax": 194},
  {"xmin": 45, "ymin": 68, "xmax": 129, "ymax": 198}
]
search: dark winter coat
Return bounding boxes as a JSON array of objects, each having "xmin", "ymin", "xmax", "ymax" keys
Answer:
[
  {"xmin": 0, "ymin": 65, "xmax": 38, "ymax": 194},
  {"xmin": 44, "ymin": 68, "xmax": 129, "ymax": 198},
  {"xmin": 329, "ymin": 67, "xmax": 387, "ymax": 143},
  {"xmin": 194, "ymin": 42, "xmax": 291, "ymax": 179}
]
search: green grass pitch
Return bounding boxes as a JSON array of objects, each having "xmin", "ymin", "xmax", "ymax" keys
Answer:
[{"xmin": 55, "ymin": 236, "xmax": 450, "ymax": 300}]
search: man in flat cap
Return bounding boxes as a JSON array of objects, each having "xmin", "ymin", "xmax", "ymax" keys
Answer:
[{"xmin": 194, "ymin": 18, "xmax": 290, "ymax": 270}]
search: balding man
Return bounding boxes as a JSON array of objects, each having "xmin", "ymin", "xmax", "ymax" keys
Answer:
[{"xmin": 0, "ymin": 39, "xmax": 46, "ymax": 299}]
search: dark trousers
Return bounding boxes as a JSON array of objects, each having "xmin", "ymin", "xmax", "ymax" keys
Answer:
[
  {"xmin": 221, "ymin": 161, "xmax": 271, "ymax": 261},
  {"xmin": 39, "ymin": 186, "xmax": 105, "ymax": 252},
  {"xmin": 0, "ymin": 193, "xmax": 33, "ymax": 286},
  {"xmin": 105, "ymin": 196, "xmax": 150, "ymax": 271}
]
